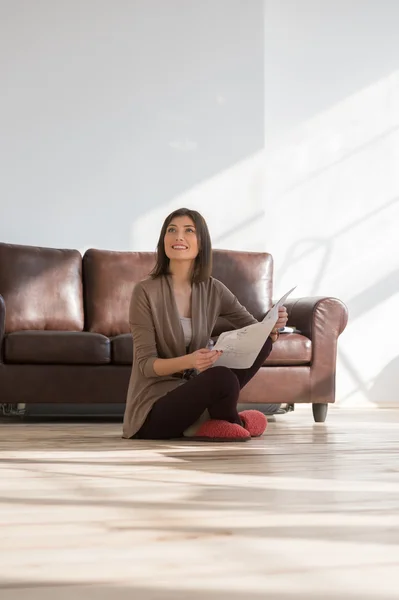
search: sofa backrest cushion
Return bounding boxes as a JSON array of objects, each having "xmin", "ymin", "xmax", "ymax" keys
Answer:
[
  {"xmin": 83, "ymin": 249, "xmax": 156, "ymax": 336},
  {"xmin": 212, "ymin": 249, "xmax": 273, "ymax": 323},
  {"xmin": 83, "ymin": 248, "xmax": 273, "ymax": 337},
  {"xmin": 0, "ymin": 243, "xmax": 84, "ymax": 333}
]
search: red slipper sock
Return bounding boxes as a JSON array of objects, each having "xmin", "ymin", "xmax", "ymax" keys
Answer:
[
  {"xmin": 190, "ymin": 419, "xmax": 251, "ymax": 442},
  {"xmin": 239, "ymin": 410, "xmax": 268, "ymax": 437}
]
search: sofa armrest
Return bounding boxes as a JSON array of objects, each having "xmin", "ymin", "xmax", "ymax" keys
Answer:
[
  {"xmin": 285, "ymin": 296, "xmax": 348, "ymax": 340},
  {"xmin": 0, "ymin": 294, "xmax": 5, "ymax": 364},
  {"xmin": 284, "ymin": 296, "xmax": 348, "ymax": 404}
]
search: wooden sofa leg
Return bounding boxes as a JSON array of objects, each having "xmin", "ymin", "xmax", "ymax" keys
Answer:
[{"xmin": 312, "ymin": 403, "xmax": 328, "ymax": 423}]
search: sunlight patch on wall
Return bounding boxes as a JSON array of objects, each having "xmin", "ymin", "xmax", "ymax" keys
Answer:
[
  {"xmin": 130, "ymin": 151, "xmax": 266, "ymax": 253},
  {"xmin": 263, "ymin": 70, "xmax": 399, "ymax": 406}
]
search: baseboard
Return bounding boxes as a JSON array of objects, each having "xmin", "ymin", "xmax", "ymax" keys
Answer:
[
  {"xmin": 1, "ymin": 402, "xmax": 125, "ymax": 422},
  {"xmin": 1, "ymin": 402, "xmax": 291, "ymax": 422}
]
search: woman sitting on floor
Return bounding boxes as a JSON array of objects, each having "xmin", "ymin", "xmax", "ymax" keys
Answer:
[{"xmin": 123, "ymin": 208, "xmax": 287, "ymax": 442}]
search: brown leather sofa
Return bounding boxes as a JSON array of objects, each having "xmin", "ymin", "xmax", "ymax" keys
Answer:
[{"xmin": 0, "ymin": 242, "xmax": 348, "ymax": 422}]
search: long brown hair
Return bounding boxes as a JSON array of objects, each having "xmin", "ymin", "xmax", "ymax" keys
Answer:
[{"xmin": 150, "ymin": 208, "xmax": 212, "ymax": 283}]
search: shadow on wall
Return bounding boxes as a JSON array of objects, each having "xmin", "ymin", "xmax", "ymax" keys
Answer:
[
  {"xmin": 369, "ymin": 356, "xmax": 399, "ymax": 408},
  {"xmin": 277, "ymin": 197, "xmax": 399, "ymax": 297},
  {"xmin": 275, "ymin": 212, "xmax": 399, "ymax": 407},
  {"xmin": 267, "ymin": 84, "xmax": 399, "ymax": 406},
  {"xmin": 274, "ymin": 202, "xmax": 399, "ymax": 407},
  {"xmin": 264, "ymin": 0, "xmax": 399, "ymax": 409}
]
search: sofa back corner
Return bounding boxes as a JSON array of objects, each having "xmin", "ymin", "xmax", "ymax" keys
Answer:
[{"xmin": 0, "ymin": 242, "xmax": 84, "ymax": 333}]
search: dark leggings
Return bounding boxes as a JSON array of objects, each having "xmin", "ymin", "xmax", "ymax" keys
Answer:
[{"xmin": 135, "ymin": 337, "xmax": 273, "ymax": 440}]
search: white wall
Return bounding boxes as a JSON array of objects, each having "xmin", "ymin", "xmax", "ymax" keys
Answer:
[
  {"xmin": 1, "ymin": 0, "xmax": 398, "ymax": 407},
  {"xmin": 0, "ymin": 0, "xmax": 264, "ymax": 251}
]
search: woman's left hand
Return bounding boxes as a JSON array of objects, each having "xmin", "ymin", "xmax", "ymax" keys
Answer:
[{"xmin": 271, "ymin": 306, "xmax": 288, "ymax": 336}]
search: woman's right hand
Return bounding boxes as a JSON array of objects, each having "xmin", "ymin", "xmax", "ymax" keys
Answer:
[{"xmin": 187, "ymin": 348, "xmax": 223, "ymax": 372}]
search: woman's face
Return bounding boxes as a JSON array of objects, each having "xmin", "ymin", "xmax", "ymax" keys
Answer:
[{"xmin": 164, "ymin": 216, "xmax": 199, "ymax": 262}]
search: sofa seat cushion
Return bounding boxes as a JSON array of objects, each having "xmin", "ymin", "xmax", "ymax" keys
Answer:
[
  {"xmin": 110, "ymin": 332, "xmax": 311, "ymax": 367},
  {"xmin": 265, "ymin": 333, "xmax": 311, "ymax": 366},
  {"xmin": 111, "ymin": 334, "xmax": 133, "ymax": 365},
  {"xmin": 4, "ymin": 331, "xmax": 110, "ymax": 365}
]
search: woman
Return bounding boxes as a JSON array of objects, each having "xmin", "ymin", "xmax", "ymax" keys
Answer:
[{"xmin": 123, "ymin": 208, "xmax": 288, "ymax": 441}]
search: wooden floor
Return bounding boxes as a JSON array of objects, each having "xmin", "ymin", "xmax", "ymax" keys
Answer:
[{"xmin": 1, "ymin": 408, "xmax": 399, "ymax": 600}]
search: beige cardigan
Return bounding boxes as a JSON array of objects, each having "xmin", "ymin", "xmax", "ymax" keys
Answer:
[{"xmin": 122, "ymin": 275, "xmax": 258, "ymax": 438}]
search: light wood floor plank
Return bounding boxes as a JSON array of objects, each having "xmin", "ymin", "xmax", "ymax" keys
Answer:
[{"xmin": 0, "ymin": 408, "xmax": 398, "ymax": 599}]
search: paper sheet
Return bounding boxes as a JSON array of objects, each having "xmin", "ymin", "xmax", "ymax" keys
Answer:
[{"xmin": 213, "ymin": 286, "xmax": 296, "ymax": 369}]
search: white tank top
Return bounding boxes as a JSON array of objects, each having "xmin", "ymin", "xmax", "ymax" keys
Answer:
[{"xmin": 180, "ymin": 316, "xmax": 192, "ymax": 348}]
